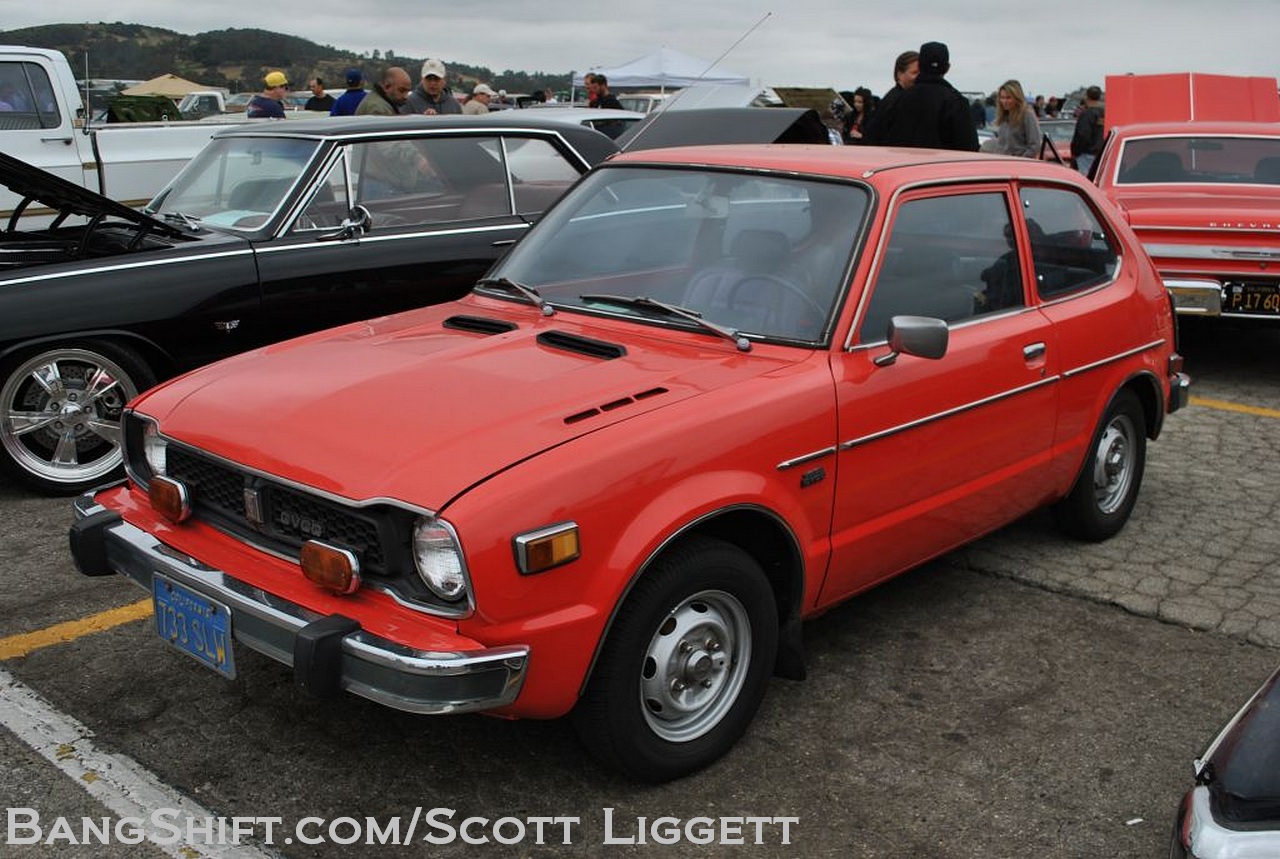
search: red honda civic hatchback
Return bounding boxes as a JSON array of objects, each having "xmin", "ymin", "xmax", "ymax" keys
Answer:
[{"xmin": 72, "ymin": 145, "xmax": 1190, "ymax": 781}]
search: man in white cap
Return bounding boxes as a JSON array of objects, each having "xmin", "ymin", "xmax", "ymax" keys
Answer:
[
  {"xmin": 463, "ymin": 83, "xmax": 496, "ymax": 115},
  {"xmin": 406, "ymin": 58, "xmax": 461, "ymax": 115}
]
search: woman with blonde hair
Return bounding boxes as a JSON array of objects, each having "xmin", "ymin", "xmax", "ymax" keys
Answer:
[{"xmin": 986, "ymin": 79, "xmax": 1043, "ymax": 158}]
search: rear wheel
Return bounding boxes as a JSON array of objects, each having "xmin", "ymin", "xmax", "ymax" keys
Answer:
[
  {"xmin": 0, "ymin": 341, "xmax": 155, "ymax": 495},
  {"xmin": 572, "ymin": 536, "xmax": 778, "ymax": 782},
  {"xmin": 1054, "ymin": 389, "xmax": 1146, "ymax": 541}
]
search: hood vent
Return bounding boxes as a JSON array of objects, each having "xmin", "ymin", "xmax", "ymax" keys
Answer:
[
  {"xmin": 443, "ymin": 315, "xmax": 518, "ymax": 335},
  {"xmin": 537, "ymin": 330, "xmax": 627, "ymax": 360},
  {"xmin": 565, "ymin": 387, "xmax": 669, "ymax": 425}
]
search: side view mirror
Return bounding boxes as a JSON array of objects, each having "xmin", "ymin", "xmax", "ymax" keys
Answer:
[
  {"xmin": 873, "ymin": 316, "xmax": 949, "ymax": 367},
  {"xmin": 320, "ymin": 205, "xmax": 372, "ymax": 242}
]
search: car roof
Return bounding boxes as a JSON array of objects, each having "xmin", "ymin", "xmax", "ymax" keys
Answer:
[
  {"xmin": 607, "ymin": 143, "xmax": 1097, "ymax": 184},
  {"xmin": 211, "ymin": 112, "xmax": 623, "ymax": 165},
  {"xmin": 1110, "ymin": 121, "xmax": 1280, "ymax": 137}
]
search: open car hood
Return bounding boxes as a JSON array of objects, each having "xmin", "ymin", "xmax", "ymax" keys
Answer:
[
  {"xmin": 615, "ymin": 107, "xmax": 833, "ymax": 151},
  {"xmin": 0, "ymin": 149, "xmax": 185, "ymax": 237}
]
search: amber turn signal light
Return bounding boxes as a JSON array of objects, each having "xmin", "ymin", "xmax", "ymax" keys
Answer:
[
  {"xmin": 300, "ymin": 541, "xmax": 361, "ymax": 595},
  {"xmin": 148, "ymin": 476, "xmax": 191, "ymax": 524},
  {"xmin": 513, "ymin": 522, "xmax": 580, "ymax": 575}
]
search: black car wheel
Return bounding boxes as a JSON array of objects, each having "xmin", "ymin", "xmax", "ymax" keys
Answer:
[
  {"xmin": 572, "ymin": 536, "xmax": 778, "ymax": 782},
  {"xmin": 0, "ymin": 341, "xmax": 155, "ymax": 495},
  {"xmin": 1055, "ymin": 389, "xmax": 1147, "ymax": 541}
]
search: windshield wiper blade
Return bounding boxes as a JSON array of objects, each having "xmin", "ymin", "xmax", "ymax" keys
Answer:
[
  {"xmin": 161, "ymin": 211, "xmax": 202, "ymax": 230},
  {"xmin": 579, "ymin": 293, "xmax": 750, "ymax": 352},
  {"xmin": 476, "ymin": 277, "xmax": 554, "ymax": 315}
]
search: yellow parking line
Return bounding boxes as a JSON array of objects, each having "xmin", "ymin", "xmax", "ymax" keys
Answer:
[
  {"xmin": 1191, "ymin": 395, "xmax": 1280, "ymax": 420},
  {"xmin": 0, "ymin": 599, "xmax": 153, "ymax": 660}
]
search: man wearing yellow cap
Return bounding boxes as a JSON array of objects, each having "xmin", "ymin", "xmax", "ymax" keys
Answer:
[{"xmin": 247, "ymin": 71, "xmax": 289, "ymax": 118}]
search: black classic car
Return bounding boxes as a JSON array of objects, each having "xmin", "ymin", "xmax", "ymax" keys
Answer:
[
  {"xmin": 0, "ymin": 115, "xmax": 619, "ymax": 494},
  {"xmin": 1171, "ymin": 664, "xmax": 1280, "ymax": 858}
]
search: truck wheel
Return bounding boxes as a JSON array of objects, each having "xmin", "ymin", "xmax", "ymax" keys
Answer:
[
  {"xmin": 0, "ymin": 341, "xmax": 155, "ymax": 496},
  {"xmin": 1054, "ymin": 389, "xmax": 1146, "ymax": 542},
  {"xmin": 572, "ymin": 536, "xmax": 778, "ymax": 782}
]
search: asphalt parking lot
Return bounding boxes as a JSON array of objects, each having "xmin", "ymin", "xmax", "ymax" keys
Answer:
[{"xmin": 0, "ymin": 319, "xmax": 1277, "ymax": 858}]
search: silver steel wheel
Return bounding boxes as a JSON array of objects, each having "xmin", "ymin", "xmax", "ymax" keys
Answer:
[
  {"xmin": 1092, "ymin": 412, "xmax": 1137, "ymax": 515},
  {"xmin": 0, "ymin": 347, "xmax": 140, "ymax": 487},
  {"xmin": 639, "ymin": 588, "xmax": 752, "ymax": 743}
]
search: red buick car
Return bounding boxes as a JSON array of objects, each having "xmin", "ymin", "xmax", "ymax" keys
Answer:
[{"xmin": 72, "ymin": 146, "xmax": 1190, "ymax": 781}]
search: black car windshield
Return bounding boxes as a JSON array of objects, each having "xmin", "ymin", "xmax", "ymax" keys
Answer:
[
  {"xmin": 147, "ymin": 137, "xmax": 321, "ymax": 231},
  {"xmin": 484, "ymin": 166, "xmax": 869, "ymax": 343}
]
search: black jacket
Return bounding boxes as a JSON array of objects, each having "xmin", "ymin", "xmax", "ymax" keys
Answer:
[
  {"xmin": 1071, "ymin": 105, "xmax": 1106, "ymax": 157},
  {"xmin": 879, "ymin": 74, "xmax": 979, "ymax": 152},
  {"xmin": 862, "ymin": 85, "xmax": 903, "ymax": 145}
]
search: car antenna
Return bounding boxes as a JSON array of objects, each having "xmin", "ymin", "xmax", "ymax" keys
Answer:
[{"xmin": 617, "ymin": 11, "xmax": 773, "ymax": 153}]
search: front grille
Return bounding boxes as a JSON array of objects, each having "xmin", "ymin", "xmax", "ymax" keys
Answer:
[{"xmin": 167, "ymin": 446, "xmax": 397, "ymax": 576}]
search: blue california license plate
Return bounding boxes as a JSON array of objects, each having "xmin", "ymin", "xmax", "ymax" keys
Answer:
[{"xmin": 153, "ymin": 574, "xmax": 236, "ymax": 679}]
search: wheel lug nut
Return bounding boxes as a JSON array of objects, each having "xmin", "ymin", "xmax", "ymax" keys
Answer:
[
  {"xmin": 672, "ymin": 680, "xmax": 687, "ymax": 692},
  {"xmin": 678, "ymin": 641, "xmax": 693, "ymax": 654}
]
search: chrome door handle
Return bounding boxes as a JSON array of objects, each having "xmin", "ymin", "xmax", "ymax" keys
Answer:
[
  {"xmin": 1023, "ymin": 342, "xmax": 1046, "ymax": 360},
  {"xmin": 491, "ymin": 239, "xmax": 516, "ymax": 247}
]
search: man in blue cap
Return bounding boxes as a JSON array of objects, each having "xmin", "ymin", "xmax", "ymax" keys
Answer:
[{"xmin": 329, "ymin": 68, "xmax": 368, "ymax": 116}]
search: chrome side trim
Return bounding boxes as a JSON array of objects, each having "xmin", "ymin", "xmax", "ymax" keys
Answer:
[
  {"xmin": 777, "ymin": 447, "xmax": 839, "ymax": 471},
  {"xmin": 1143, "ymin": 242, "xmax": 1280, "ymax": 259},
  {"xmin": 837, "ymin": 375, "xmax": 1060, "ymax": 451},
  {"xmin": 1, "ymin": 247, "xmax": 258, "ymax": 288},
  {"xmin": 1060, "ymin": 339, "xmax": 1166, "ymax": 380}
]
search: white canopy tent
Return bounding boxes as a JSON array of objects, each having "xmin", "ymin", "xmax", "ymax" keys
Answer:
[{"xmin": 572, "ymin": 47, "xmax": 750, "ymax": 92}]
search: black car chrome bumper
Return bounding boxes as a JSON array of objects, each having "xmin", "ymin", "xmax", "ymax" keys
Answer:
[{"xmin": 70, "ymin": 494, "xmax": 528, "ymax": 715}]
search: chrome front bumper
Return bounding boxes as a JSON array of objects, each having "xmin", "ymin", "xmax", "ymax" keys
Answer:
[
  {"xmin": 70, "ymin": 494, "xmax": 528, "ymax": 715},
  {"xmin": 1172, "ymin": 786, "xmax": 1280, "ymax": 859}
]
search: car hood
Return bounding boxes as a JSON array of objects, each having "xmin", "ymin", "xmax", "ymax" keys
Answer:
[
  {"xmin": 0, "ymin": 149, "xmax": 185, "ymax": 237},
  {"xmin": 616, "ymin": 107, "xmax": 832, "ymax": 151},
  {"xmin": 135, "ymin": 301, "xmax": 808, "ymax": 507},
  {"xmin": 1114, "ymin": 187, "xmax": 1280, "ymax": 230}
]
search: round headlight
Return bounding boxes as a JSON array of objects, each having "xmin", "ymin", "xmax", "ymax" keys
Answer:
[
  {"xmin": 143, "ymin": 422, "xmax": 167, "ymax": 477},
  {"xmin": 412, "ymin": 518, "xmax": 468, "ymax": 602}
]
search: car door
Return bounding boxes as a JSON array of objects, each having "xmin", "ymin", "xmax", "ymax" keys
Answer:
[
  {"xmin": 819, "ymin": 184, "xmax": 1060, "ymax": 606},
  {"xmin": 253, "ymin": 133, "xmax": 581, "ymax": 342}
]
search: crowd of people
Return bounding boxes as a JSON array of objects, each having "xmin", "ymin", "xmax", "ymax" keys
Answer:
[
  {"xmin": 247, "ymin": 39, "xmax": 1108, "ymax": 175},
  {"xmin": 831, "ymin": 40, "xmax": 1107, "ymax": 173}
]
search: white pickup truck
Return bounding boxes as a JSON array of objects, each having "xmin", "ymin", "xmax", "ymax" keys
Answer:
[{"xmin": 0, "ymin": 45, "xmax": 231, "ymax": 218}]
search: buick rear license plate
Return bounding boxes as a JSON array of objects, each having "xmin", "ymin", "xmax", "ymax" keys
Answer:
[
  {"xmin": 153, "ymin": 574, "xmax": 236, "ymax": 679},
  {"xmin": 1225, "ymin": 282, "xmax": 1280, "ymax": 314}
]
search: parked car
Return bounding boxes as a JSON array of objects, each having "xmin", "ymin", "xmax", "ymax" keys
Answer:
[
  {"xmin": 1092, "ymin": 121, "xmax": 1280, "ymax": 318},
  {"xmin": 1038, "ymin": 118, "xmax": 1077, "ymax": 167},
  {"xmin": 517, "ymin": 104, "xmax": 645, "ymax": 139},
  {"xmin": 71, "ymin": 145, "xmax": 1190, "ymax": 781},
  {"xmin": 1170, "ymin": 664, "xmax": 1280, "ymax": 857},
  {"xmin": 0, "ymin": 115, "xmax": 619, "ymax": 494}
]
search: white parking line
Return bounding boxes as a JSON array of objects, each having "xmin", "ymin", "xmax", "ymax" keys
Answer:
[{"xmin": 0, "ymin": 667, "xmax": 277, "ymax": 858}]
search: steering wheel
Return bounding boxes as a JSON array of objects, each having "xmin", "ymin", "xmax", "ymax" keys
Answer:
[{"xmin": 726, "ymin": 274, "xmax": 827, "ymax": 330}]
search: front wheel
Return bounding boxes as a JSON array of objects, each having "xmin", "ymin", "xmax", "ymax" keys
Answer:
[
  {"xmin": 1054, "ymin": 389, "xmax": 1147, "ymax": 541},
  {"xmin": 571, "ymin": 536, "xmax": 778, "ymax": 782},
  {"xmin": 0, "ymin": 341, "xmax": 155, "ymax": 495}
]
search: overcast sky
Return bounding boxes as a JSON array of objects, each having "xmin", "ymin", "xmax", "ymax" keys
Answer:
[{"xmin": 6, "ymin": 1, "xmax": 1277, "ymax": 97}]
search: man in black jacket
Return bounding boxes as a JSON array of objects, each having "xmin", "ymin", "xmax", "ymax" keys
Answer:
[
  {"xmin": 879, "ymin": 41, "xmax": 978, "ymax": 152},
  {"xmin": 1071, "ymin": 86, "xmax": 1106, "ymax": 176}
]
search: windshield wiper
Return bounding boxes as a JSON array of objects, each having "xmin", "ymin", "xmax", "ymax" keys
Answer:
[
  {"xmin": 476, "ymin": 277, "xmax": 555, "ymax": 316},
  {"xmin": 161, "ymin": 211, "xmax": 202, "ymax": 231},
  {"xmin": 580, "ymin": 293, "xmax": 751, "ymax": 352}
]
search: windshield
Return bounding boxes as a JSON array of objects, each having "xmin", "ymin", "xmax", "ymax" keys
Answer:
[
  {"xmin": 485, "ymin": 166, "xmax": 869, "ymax": 343},
  {"xmin": 147, "ymin": 137, "xmax": 321, "ymax": 230},
  {"xmin": 1117, "ymin": 136, "xmax": 1280, "ymax": 185}
]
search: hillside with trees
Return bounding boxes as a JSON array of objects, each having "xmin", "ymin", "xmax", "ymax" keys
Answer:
[{"xmin": 0, "ymin": 22, "xmax": 572, "ymax": 95}]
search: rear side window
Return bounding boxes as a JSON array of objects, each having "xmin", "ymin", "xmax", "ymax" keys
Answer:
[
  {"xmin": 0, "ymin": 62, "xmax": 60, "ymax": 130},
  {"xmin": 858, "ymin": 191, "xmax": 1021, "ymax": 343},
  {"xmin": 1021, "ymin": 186, "xmax": 1118, "ymax": 299}
]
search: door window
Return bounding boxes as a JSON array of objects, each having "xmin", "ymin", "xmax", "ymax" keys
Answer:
[
  {"xmin": 858, "ymin": 191, "xmax": 1021, "ymax": 343},
  {"xmin": 0, "ymin": 62, "xmax": 59, "ymax": 129}
]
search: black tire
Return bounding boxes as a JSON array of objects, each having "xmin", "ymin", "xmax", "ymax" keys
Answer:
[
  {"xmin": 0, "ymin": 340, "xmax": 156, "ymax": 496},
  {"xmin": 1054, "ymin": 389, "xmax": 1147, "ymax": 541},
  {"xmin": 571, "ymin": 536, "xmax": 778, "ymax": 782}
]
